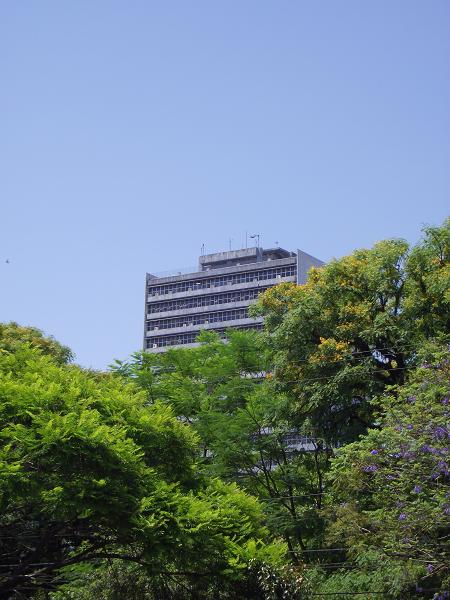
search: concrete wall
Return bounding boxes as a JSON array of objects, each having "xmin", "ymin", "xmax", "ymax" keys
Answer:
[{"xmin": 296, "ymin": 250, "xmax": 324, "ymax": 284}]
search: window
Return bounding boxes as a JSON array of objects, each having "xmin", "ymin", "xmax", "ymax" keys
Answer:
[
  {"xmin": 146, "ymin": 307, "xmax": 251, "ymax": 331},
  {"xmin": 147, "ymin": 265, "xmax": 296, "ymax": 297},
  {"xmin": 147, "ymin": 287, "xmax": 270, "ymax": 314},
  {"xmin": 146, "ymin": 322, "xmax": 263, "ymax": 349}
]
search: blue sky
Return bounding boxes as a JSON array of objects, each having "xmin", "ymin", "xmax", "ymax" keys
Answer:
[{"xmin": 1, "ymin": 1, "xmax": 449, "ymax": 369}]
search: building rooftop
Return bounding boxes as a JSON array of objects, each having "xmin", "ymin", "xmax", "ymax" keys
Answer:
[{"xmin": 199, "ymin": 246, "xmax": 294, "ymax": 271}]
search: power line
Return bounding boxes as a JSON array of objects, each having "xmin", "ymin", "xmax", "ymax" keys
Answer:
[
  {"xmin": 287, "ymin": 344, "xmax": 420, "ymax": 363},
  {"xmin": 166, "ymin": 365, "xmax": 418, "ymax": 392},
  {"xmin": 308, "ymin": 593, "xmax": 389, "ymax": 597},
  {"xmin": 291, "ymin": 548, "xmax": 347, "ymax": 553},
  {"xmin": 255, "ymin": 366, "xmax": 415, "ymax": 385},
  {"xmin": 259, "ymin": 493, "xmax": 331, "ymax": 500},
  {"xmin": 150, "ymin": 350, "xmax": 418, "ymax": 376},
  {"xmin": 309, "ymin": 591, "xmax": 445, "ymax": 597},
  {"xmin": 138, "ymin": 342, "xmax": 424, "ymax": 378}
]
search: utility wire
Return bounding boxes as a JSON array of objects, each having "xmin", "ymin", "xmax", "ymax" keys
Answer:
[
  {"xmin": 309, "ymin": 591, "xmax": 445, "ymax": 597},
  {"xmin": 142, "ymin": 342, "xmax": 425, "ymax": 380},
  {"xmin": 247, "ymin": 365, "xmax": 415, "ymax": 385},
  {"xmin": 170, "ymin": 365, "xmax": 419, "ymax": 393}
]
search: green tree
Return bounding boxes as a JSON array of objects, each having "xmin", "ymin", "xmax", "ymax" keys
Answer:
[
  {"xmin": 254, "ymin": 238, "xmax": 412, "ymax": 443},
  {"xmin": 0, "ymin": 334, "xmax": 287, "ymax": 598},
  {"xmin": 113, "ymin": 331, "xmax": 330, "ymax": 563},
  {"xmin": 405, "ymin": 219, "xmax": 450, "ymax": 337},
  {"xmin": 0, "ymin": 322, "xmax": 73, "ymax": 364},
  {"xmin": 243, "ymin": 220, "xmax": 450, "ymax": 581},
  {"xmin": 324, "ymin": 342, "xmax": 450, "ymax": 597},
  {"xmin": 254, "ymin": 220, "xmax": 449, "ymax": 446}
]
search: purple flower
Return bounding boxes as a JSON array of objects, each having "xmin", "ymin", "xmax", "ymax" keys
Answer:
[
  {"xmin": 434, "ymin": 426, "xmax": 448, "ymax": 439},
  {"xmin": 405, "ymin": 451, "xmax": 416, "ymax": 459},
  {"xmin": 386, "ymin": 474, "xmax": 395, "ymax": 480},
  {"xmin": 443, "ymin": 506, "xmax": 450, "ymax": 515},
  {"xmin": 363, "ymin": 465, "xmax": 378, "ymax": 472},
  {"xmin": 426, "ymin": 563, "xmax": 433, "ymax": 573},
  {"xmin": 406, "ymin": 424, "xmax": 414, "ymax": 430},
  {"xmin": 399, "ymin": 513, "xmax": 407, "ymax": 521},
  {"xmin": 370, "ymin": 449, "xmax": 379, "ymax": 455},
  {"xmin": 407, "ymin": 395, "xmax": 416, "ymax": 404},
  {"xmin": 442, "ymin": 396, "xmax": 449, "ymax": 405},
  {"xmin": 413, "ymin": 485, "xmax": 422, "ymax": 493},
  {"xmin": 437, "ymin": 461, "xmax": 449, "ymax": 475}
]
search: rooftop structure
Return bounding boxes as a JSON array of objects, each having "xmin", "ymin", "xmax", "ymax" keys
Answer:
[{"xmin": 144, "ymin": 246, "xmax": 323, "ymax": 352}]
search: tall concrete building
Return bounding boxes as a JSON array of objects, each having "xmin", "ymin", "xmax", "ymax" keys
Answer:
[{"xmin": 144, "ymin": 246, "xmax": 323, "ymax": 352}]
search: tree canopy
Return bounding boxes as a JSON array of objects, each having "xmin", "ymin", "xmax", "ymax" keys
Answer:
[
  {"xmin": 0, "ymin": 322, "xmax": 73, "ymax": 364},
  {"xmin": 327, "ymin": 342, "xmax": 450, "ymax": 593},
  {"xmin": 253, "ymin": 220, "xmax": 449, "ymax": 444},
  {"xmin": 0, "ymin": 334, "xmax": 286, "ymax": 599}
]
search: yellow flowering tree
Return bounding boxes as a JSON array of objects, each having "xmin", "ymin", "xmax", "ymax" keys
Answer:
[{"xmin": 253, "ymin": 220, "xmax": 449, "ymax": 446}]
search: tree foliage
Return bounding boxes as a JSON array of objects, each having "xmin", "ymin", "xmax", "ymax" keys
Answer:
[
  {"xmin": 112, "ymin": 330, "xmax": 329, "ymax": 563},
  {"xmin": 253, "ymin": 219, "xmax": 449, "ymax": 444},
  {"xmin": 0, "ymin": 337, "xmax": 286, "ymax": 599},
  {"xmin": 0, "ymin": 322, "xmax": 73, "ymax": 364},
  {"xmin": 326, "ymin": 342, "xmax": 450, "ymax": 595}
]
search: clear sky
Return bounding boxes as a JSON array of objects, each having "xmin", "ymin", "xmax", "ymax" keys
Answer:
[{"xmin": 1, "ymin": 1, "xmax": 449, "ymax": 369}]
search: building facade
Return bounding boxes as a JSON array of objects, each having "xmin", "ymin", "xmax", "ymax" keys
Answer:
[{"xmin": 144, "ymin": 246, "xmax": 323, "ymax": 352}]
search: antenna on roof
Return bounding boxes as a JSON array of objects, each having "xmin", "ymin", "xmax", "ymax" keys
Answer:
[
  {"xmin": 201, "ymin": 243, "xmax": 205, "ymax": 255},
  {"xmin": 250, "ymin": 233, "xmax": 260, "ymax": 249}
]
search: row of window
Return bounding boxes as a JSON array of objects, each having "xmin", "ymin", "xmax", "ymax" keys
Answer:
[
  {"xmin": 250, "ymin": 431, "xmax": 319, "ymax": 448},
  {"xmin": 147, "ymin": 331, "xmax": 198, "ymax": 348},
  {"xmin": 148, "ymin": 266, "xmax": 296, "ymax": 297},
  {"xmin": 147, "ymin": 308, "xmax": 250, "ymax": 332},
  {"xmin": 147, "ymin": 287, "xmax": 267, "ymax": 314},
  {"xmin": 146, "ymin": 324, "xmax": 263, "ymax": 349}
]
